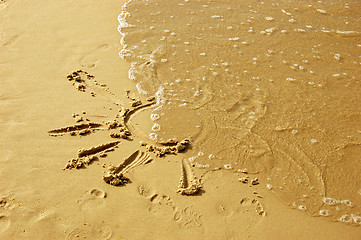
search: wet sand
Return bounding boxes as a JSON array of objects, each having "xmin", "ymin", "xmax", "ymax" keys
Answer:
[{"xmin": 0, "ymin": 0, "xmax": 360, "ymax": 239}]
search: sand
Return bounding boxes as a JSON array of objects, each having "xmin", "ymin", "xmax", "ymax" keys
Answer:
[{"xmin": 0, "ymin": 0, "xmax": 360, "ymax": 239}]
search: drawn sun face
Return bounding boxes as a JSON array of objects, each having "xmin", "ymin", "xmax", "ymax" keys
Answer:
[{"xmin": 48, "ymin": 70, "xmax": 201, "ymax": 195}]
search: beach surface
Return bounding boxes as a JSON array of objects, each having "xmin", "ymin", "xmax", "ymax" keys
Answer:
[{"xmin": 0, "ymin": 0, "xmax": 360, "ymax": 239}]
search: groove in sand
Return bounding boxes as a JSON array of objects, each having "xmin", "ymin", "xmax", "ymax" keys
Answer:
[
  {"xmin": 103, "ymin": 150, "xmax": 153, "ymax": 186},
  {"xmin": 48, "ymin": 122, "xmax": 103, "ymax": 135},
  {"xmin": 177, "ymin": 158, "xmax": 202, "ymax": 196}
]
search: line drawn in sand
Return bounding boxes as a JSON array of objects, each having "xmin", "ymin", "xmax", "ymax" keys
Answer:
[
  {"xmin": 48, "ymin": 122, "xmax": 103, "ymax": 137},
  {"xmin": 177, "ymin": 158, "xmax": 202, "ymax": 196},
  {"xmin": 64, "ymin": 141, "xmax": 120, "ymax": 170},
  {"xmin": 103, "ymin": 150, "xmax": 153, "ymax": 186}
]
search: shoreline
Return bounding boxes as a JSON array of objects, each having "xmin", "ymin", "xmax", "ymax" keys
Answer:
[{"xmin": 0, "ymin": 0, "xmax": 360, "ymax": 239}]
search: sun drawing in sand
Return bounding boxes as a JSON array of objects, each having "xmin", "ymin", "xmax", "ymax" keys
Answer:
[{"xmin": 48, "ymin": 70, "xmax": 202, "ymax": 195}]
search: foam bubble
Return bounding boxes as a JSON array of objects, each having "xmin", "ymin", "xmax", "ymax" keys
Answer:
[
  {"xmin": 149, "ymin": 133, "xmax": 158, "ymax": 140},
  {"xmin": 351, "ymin": 214, "xmax": 361, "ymax": 224},
  {"xmin": 339, "ymin": 214, "xmax": 352, "ymax": 223},
  {"xmin": 151, "ymin": 123, "xmax": 161, "ymax": 132},
  {"xmin": 224, "ymin": 164, "xmax": 233, "ymax": 170},
  {"xmin": 341, "ymin": 200, "xmax": 352, "ymax": 207},
  {"xmin": 298, "ymin": 205, "xmax": 307, "ymax": 211},
  {"xmin": 319, "ymin": 209, "xmax": 330, "ymax": 217},
  {"xmin": 136, "ymin": 83, "xmax": 148, "ymax": 95},
  {"xmin": 323, "ymin": 197, "xmax": 339, "ymax": 206},
  {"xmin": 150, "ymin": 113, "xmax": 160, "ymax": 121}
]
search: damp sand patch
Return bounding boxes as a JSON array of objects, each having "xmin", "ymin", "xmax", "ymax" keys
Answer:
[{"xmin": 116, "ymin": 0, "xmax": 361, "ymax": 225}]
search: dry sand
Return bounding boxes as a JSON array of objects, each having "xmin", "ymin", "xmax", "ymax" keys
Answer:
[{"xmin": 0, "ymin": 0, "xmax": 360, "ymax": 239}]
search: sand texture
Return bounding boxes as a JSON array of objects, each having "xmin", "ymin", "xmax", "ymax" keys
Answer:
[{"xmin": 0, "ymin": 0, "xmax": 360, "ymax": 239}]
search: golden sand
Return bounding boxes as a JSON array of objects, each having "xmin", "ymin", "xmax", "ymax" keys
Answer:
[{"xmin": 0, "ymin": 0, "xmax": 360, "ymax": 239}]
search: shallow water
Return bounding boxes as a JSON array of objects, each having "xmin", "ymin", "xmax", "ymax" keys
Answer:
[{"xmin": 119, "ymin": 0, "xmax": 361, "ymax": 225}]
